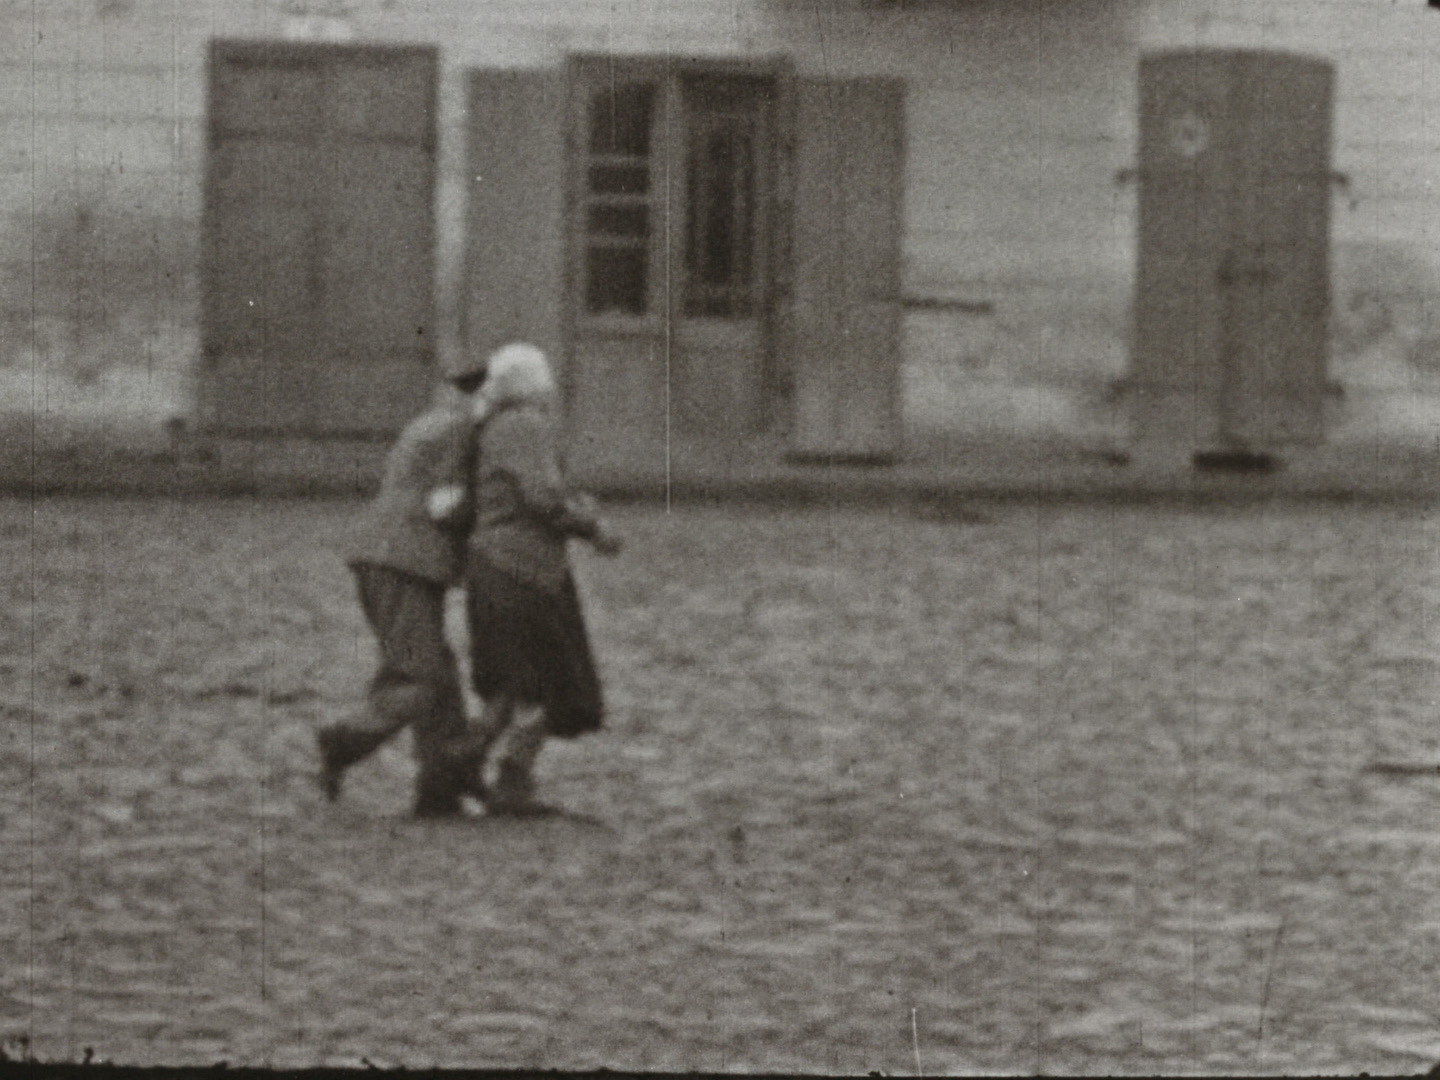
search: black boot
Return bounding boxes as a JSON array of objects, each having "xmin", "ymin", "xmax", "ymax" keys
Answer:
[
  {"xmin": 486, "ymin": 760, "xmax": 552, "ymax": 817},
  {"xmin": 411, "ymin": 772, "xmax": 464, "ymax": 818},
  {"xmin": 316, "ymin": 725, "xmax": 388, "ymax": 802},
  {"xmin": 438, "ymin": 730, "xmax": 497, "ymax": 803}
]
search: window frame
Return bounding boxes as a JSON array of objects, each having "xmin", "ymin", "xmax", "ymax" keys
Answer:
[{"xmin": 563, "ymin": 53, "xmax": 790, "ymax": 336}]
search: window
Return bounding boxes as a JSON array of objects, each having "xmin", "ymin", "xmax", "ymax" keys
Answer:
[
  {"xmin": 580, "ymin": 81, "xmax": 655, "ymax": 316},
  {"xmin": 574, "ymin": 64, "xmax": 773, "ymax": 323},
  {"xmin": 682, "ymin": 75, "xmax": 767, "ymax": 318}
]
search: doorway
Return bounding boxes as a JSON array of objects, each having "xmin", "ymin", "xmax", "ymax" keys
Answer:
[
  {"xmin": 463, "ymin": 58, "xmax": 906, "ymax": 469},
  {"xmin": 564, "ymin": 60, "xmax": 779, "ymax": 455}
]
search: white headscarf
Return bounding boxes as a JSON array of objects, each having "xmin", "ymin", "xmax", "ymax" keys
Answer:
[{"xmin": 477, "ymin": 343, "xmax": 557, "ymax": 417}]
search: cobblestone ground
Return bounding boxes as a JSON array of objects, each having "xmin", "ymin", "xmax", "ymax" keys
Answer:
[{"xmin": 2, "ymin": 496, "xmax": 1440, "ymax": 1074}]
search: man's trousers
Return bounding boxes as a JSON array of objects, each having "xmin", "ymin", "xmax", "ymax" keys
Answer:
[{"xmin": 323, "ymin": 562, "xmax": 472, "ymax": 812}]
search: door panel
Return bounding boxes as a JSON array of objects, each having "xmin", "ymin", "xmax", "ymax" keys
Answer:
[
  {"xmin": 208, "ymin": 202, "xmax": 317, "ymax": 353},
  {"xmin": 671, "ymin": 73, "xmax": 773, "ymax": 437},
  {"xmin": 331, "ymin": 55, "xmax": 434, "ymax": 142},
  {"xmin": 210, "ymin": 57, "xmax": 323, "ymax": 138},
  {"xmin": 209, "ymin": 140, "xmax": 319, "ymax": 206},
  {"xmin": 564, "ymin": 337, "xmax": 671, "ymax": 469},
  {"xmin": 562, "ymin": 63, "xmax": 671, "ymax": 463},
  {"xmin": 1233, "ymin": 53, "xmax": 1333, "ymax": 182},
  {"xmin": 323, "ymin": 142, "xmax": 432, "ymax": 352},
  {"xmin": 1219, "ymin": 227, "xmax": 1329, "ymax": 444},
  {"xmin": 1132, "ymin": 54, "xmax": 1234, "ymax": 399},
  {"xmin": 788, "ymin": 77, "xmax": 904, "ymax": 460},
  {"xmin": 1133, "ymin": 245, "xmax": 1227, "ymax": 392}
]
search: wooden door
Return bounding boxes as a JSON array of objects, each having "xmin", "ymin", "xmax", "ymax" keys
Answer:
[
  {"xmin": 1132, "ymin": 51, "xmax": 1235, "ymax": 446},
  {"xmin": 787, "ymin": 77, "xmax": 905, "ymax": 461},
  {"xmin": 1132, "ymin": 49, "xmax": 1332, "ymax": 450},
  {"xmin": 562, "ymin": 65, "xmax": 672, "ymax": 466},
  {"xmin": 201, "ymin": 41, "xmax": 436, "ymax": 437}
]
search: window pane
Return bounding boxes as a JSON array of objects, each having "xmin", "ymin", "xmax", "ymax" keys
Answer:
[
  {"xmin": 587, "ymin": 204, "xmax": 650, "ymax": 239},
  {"xmin": 588, "ymin": 83, "xmax": 654, "ymax": 157},
  {"xmin": 685, "ymin": 120, "xmax": 755, "ymax": 316},
  {"xmin": 585, "ymin": 245, "xmax": 648, "ymax": 316},
  {"xmin": 588, "ymin": 163, "xmax": 649, "ymax": 196}
]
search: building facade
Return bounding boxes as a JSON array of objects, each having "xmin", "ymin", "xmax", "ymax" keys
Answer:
[{"xmin": 3, "ymin": 0, "xmax": 1439, "ymax": 473}]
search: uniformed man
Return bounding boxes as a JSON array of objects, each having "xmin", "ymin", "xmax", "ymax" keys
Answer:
[{"xmin": 316, "ymin": 355, "xmax": 488, "ymax": 818}]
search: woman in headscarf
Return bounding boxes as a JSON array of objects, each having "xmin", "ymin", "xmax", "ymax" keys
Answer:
[{"xmin": 460, "ymin": 343, "xmax": 621, "ymax": 814}]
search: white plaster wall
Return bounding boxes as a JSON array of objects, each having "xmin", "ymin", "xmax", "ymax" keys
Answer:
[{"xmin": 4, "ymin": 0, "xmax": 1439, "ymax": 446}]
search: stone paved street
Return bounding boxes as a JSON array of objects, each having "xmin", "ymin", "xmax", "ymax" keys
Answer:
[{"xmin": 3, "ymin": 497, "xmax": 1439, "ymax": 1074}]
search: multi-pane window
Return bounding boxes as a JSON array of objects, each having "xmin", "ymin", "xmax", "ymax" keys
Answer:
[
  {"xmin": 576, "ymin": 68, "xmax": 771, "ymax": 322},
  {"xmin": 581, "ymin": 82, "xmax": 655, "ymax": 316}
]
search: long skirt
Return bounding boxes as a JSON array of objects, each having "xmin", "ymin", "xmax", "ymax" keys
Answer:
[{"xmin": 465, "ymin": 558, "xmax": 604, "ymax": 739}]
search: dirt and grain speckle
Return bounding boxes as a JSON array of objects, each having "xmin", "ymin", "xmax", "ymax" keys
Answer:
[{"xmin": 2, "ymin": 497, "xmax": 1439, "ymax": 1073}]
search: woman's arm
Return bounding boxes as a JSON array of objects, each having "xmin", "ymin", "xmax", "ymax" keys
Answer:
[{"xmin": 484, "ymin": 409, "xmax": 597, "ymax": 539}]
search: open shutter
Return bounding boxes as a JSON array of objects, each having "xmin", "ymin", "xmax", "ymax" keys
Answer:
[
  {"xmin": 787, "ymin": 77, "xmax": 905, "ymax": 461},
  {"xmin": 464, "ymin": 70, "xmax": 567, "ymax": 383}
]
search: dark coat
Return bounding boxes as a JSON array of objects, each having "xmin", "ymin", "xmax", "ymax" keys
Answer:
[
  {"xmin": 466, "ymin": 402, "xmax": 599, "ymax": 592},
  {"xmin": 345, "ymin": 396, "xmax": 475, "ymax": 585}
]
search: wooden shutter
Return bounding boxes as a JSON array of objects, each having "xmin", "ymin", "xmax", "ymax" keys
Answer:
[
  {"xmin": 202, "ymin": 50, "xmax": 328, "ymax": 432},
  {"xmin": 786, "ymin": 76, "xmax": 905, "ymax": 461},
  {"xmin": 464, "ymin": 70, "xmax": 567, "ymax": 382},
  {"xmin": 1219, "ymin": 53, "xmax": 1333, "ymax": 446},
  {"xmin": 201, "ymin": 42, "xmax": 437, "ymax": 437}
]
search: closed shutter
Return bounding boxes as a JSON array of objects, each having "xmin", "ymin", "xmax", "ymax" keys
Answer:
[
  {"xmin": 201, "ymin": 42, "xmax": 437, "ymax": 437},
  {"xmin": 1133, "ymin": 50, "xmax": 1333, "ymax": 450},
  {"xmin": 1219, "ymin": 54, "xmax": 1333, "ymax": 446},
  {"xmin": 787, "ymin": 76, "xmax": 905, "ymax": 461},
  {"xmin": 464, "ymin": 70, "xmax": 568, "ymax": 385}
]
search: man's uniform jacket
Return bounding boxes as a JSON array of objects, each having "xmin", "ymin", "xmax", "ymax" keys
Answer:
[{"xmin": 344, "ymin": 398, "xmax": 474, "ymax": 586}]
